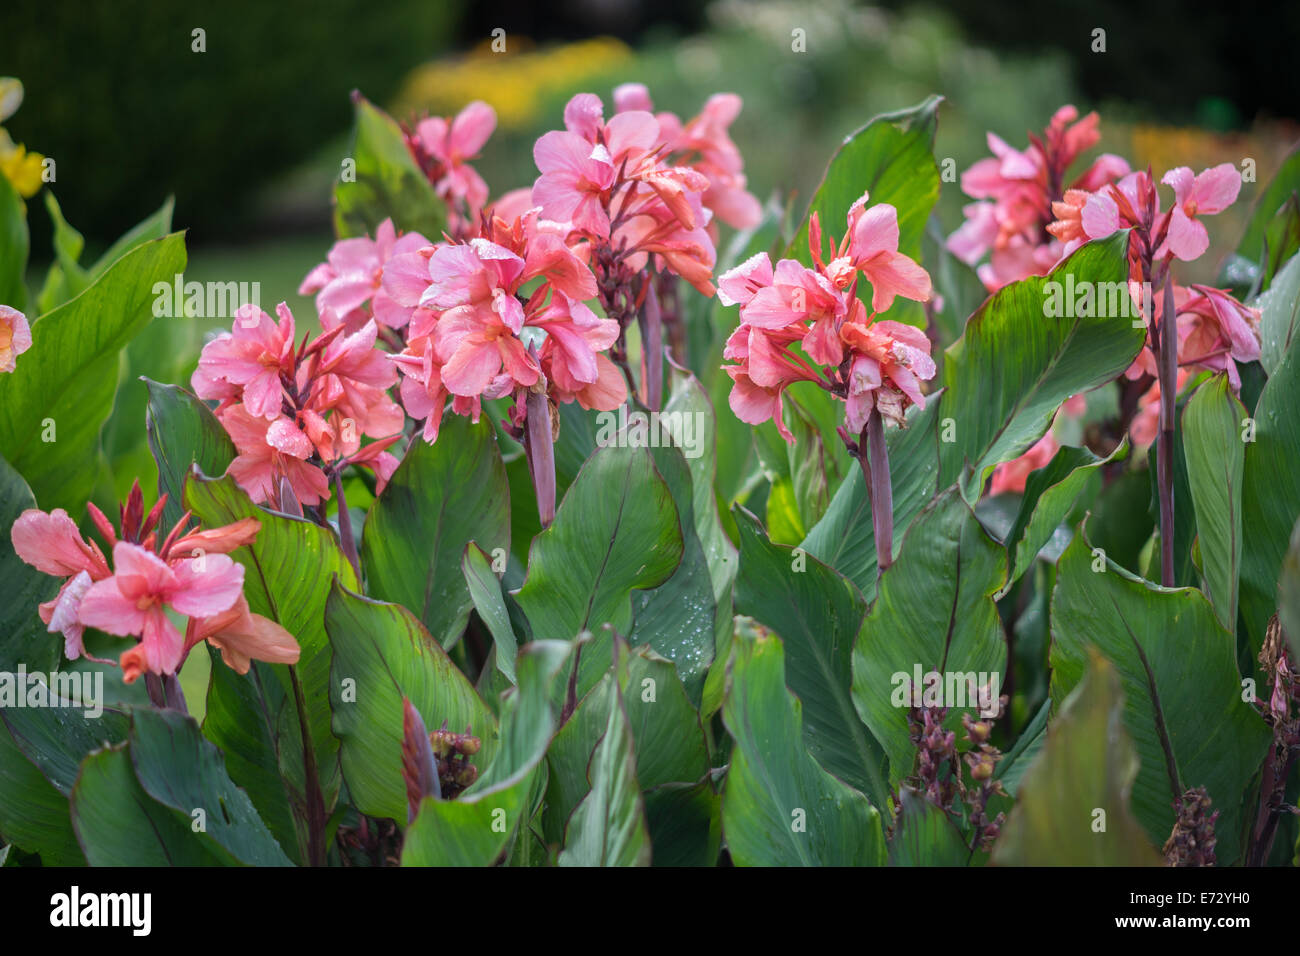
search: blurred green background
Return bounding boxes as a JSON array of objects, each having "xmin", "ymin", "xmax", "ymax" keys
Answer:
[{"xmin": 4, "ymin": 0, "xmax": 1297, "ymax": 320}]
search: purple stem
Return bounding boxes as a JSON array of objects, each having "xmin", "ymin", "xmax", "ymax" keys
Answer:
[
  {"xmin": 332, "ymin": 470, "xmax": 362, "ymax": 582},
  {"xmin": 638, "ymin": 283, "xmax": 664, "ymax": 412},
  {"xmin": 525, "ymin": 388, "xmax": 557, "ymax": 528},
  {"xmin": 862, "ymin": 407, "xmax": 894, "ymax": 576},
  {"xmin": 1156, "ymin": 279, "xmax": 1177, "ymax": 587}
]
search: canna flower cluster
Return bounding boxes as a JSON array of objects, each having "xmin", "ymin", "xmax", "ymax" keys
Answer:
[
  {"xmin": 1047, "ymin": 165, "xmax": 1261, "ymax": 391},
  {"xmin": 531, "ymin": 91, "xmax": 727, "ymax": 318},
  {"xmin": 383, "ymin": 206, "xmax": 626, "ymax": 442},
  {"xmin": 404, "ymin": 101, "xmax": 498, "ymax": 236},
  {"xmin": 10, "ymin": 481, "xmax": 298, "ymax": 683},
  {"xmin": 299, "ymin": 217, "xmax": 433, "ymax": 333},
  {"xmin": 718, "ymin": 192, "xmax": 934, "ymax": 441},
  {"xmin": 194, "ymin": 302, "xmax": 402, "ymax": 508}
]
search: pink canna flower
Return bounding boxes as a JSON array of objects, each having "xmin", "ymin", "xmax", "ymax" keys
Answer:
[
  {"xmin": 183, "ymin": 594, "xmax": 299, "ymax": 676},
  {"xmin": 407, "ymin": 101, "xmax": 497, "ymax": 222},
  {"xmin": 299, "ymin": 219, "xmax": 432, "ymax": 330},
  {"xmin": 11, "ymin": 508, "xmax": 112, "ymax": 659},
  {"xmin": 839, "ymin": 312, "xmax": 937, "ymax": 430},
  {"xmin": 221, "ymin": 403, "xmax": 331, "ymax": 506},
  {"xmin": 193, "ymin": 303, "xmax": 297, "ymax": 419},
  {"xmin": 532, "ymin": 131, "xmax": 617, "ymax": 237},
  {"xmin": 79, "ymin": 541, "xmax": 245, "ymax": 681},
  {"xmin": 948, "ymin": 107, "xmax": 1130, "ymax": 292},
  {"xmin": 1158, "ymin": 164, "xmax": 1241, "ymax": 262},
  {"xmin": 840, "ymin": 198, "xmax": 934, "ymax": 313},
  {"xmin": 0, "ymin": 305, "xmax": 32, "ymax": 373},
  {"xmin": 1176, "ymin": 284, "xmax": 1261, "ymax": 389},
  {"xmin": 988, "ymin": 431, "xmax": 1060, "ymax": 497}
]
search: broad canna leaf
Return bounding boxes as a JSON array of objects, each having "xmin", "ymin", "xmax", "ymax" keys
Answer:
[
  {"xmin": 334, "ymin": 93, "xmax": 446, "ymax": 240},
  {"xmin": 0, "ymin": 172, "xmax": 27, "ymax": 312},
  {"xmin": 851, "ymin": 489, "xmax": 1006, "ymax": 788},
  {"xmin": 558, "ymin": 671, "xmax": 652, "ymax": 867},
  {"xmin": 0, "ymin": 232, "xmax": 186, "ymax": 513},
  {"xmin": 325, "ymin": 580, "xmax": 497, "ymax": 824},
  {"xmin": 514, "ymin": 444, "xmax": 683, "ymax": 698},
  {"xmin": 1050, "ymin": 530, "xmax": 1271, "ymax": 864},
  {"xmin": 721, "ymin": 619, "xmax": 886, "ymax": 866},
  {"xmin": 992, "ymin": 652, "xmax": 1164, "ymax": 866},
  {"xmin": 186, "ymin": 471, "xmax": 358, "ymax": 861},
  {"xmin": 733, "ymin": 507, "xmax": 888, "ymax": 809},
  {"xmin": 1182, "ymin": 374, "xmax": 1247, "ymax": 633},
  {"xmin": 362, "ymin": 414, "xmax": 510, "ymax": 649},
  {"xmin": 1240, "ymin": 329, "xmax": 1300, "ymax": 655},
  {"xmin": 998, "ymin": 439, "xmax": 1128, "ymax": 597},
  {"xmin": 403, "ymin": 640, "xmax": 571, "ymax": 866}
]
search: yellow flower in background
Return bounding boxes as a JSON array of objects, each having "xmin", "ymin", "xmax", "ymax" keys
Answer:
[
  {"xmin": 0, "ymin": 77, "xmax": 46, "ymax": 198},
  {"xmin": 393, "ymin": 37, "xmax": 632, "ymax": 129}
]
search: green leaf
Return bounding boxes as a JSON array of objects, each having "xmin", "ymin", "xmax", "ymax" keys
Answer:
[
  {"xmin": 37, "ymin": 191, "xmax": 90, "ymax": 308},
  {"xmin": 1049, "ymin": 530, "xmax": 1270, "ymax": 864},
  {"xmin": 1182, "ymin": 374, "xmax": 1247, "ymax": 632},
  {"xmin": 733, "ymin": 507, "xmax": 888, "ymax": 809},
  {"xmin": 1279, "ymin": 518, "xmax": 1300, "ymax": 661},
  {"xmin": 0, "ymin": 172, "xmax": 28, "ymax": 312},
  {"xmin": 144, "ymin": 380, "xmax": 236, "ymax": 535},
  {"xmin": 999, "ymin": 439, "xmax": 1128, "ymax": 596},
  {"xmin": 514, "ymin": 444, "xmax": 683, "ymax": 698},
  {"xmin": 543, "ymin": 646, "xmax": 710, "ymax": 849},
  {"xmin": 185, "ymin": 471, "xmax": 359, "ymax": 852},
  {"xmin": 558, "ymin": 673, "xmax": 652, "ymax": 866},
  {"xmin": 127, "ymin": 708, "xmax": 292, "ymax": 866},
  {"xmin": 991, "ymin": 652, "xmax": 1164, "ymax": 866},
  {"xmin": 628, "ymin": 440, "xmax": 715, "ymax": 701},
  {"xmin": 2, "ymin": 694, "xmax": 130, "ymax": 796},
  {"xmin": 888, "ymin": 787, "xmax": 970, "ymax": 866},
  {"xmin": 0, "ymin": 453, "xmax": 59, "ymax": 673},
  {"xmin": 70, "ymin": 744, "xmax": 228, "ymax": 866},
  {"xmin": 660, "ymin": 373, "xmax": 739, "ymax": 641},
  {"xmin": 721, "ymin": 619, "xmax": 886, "ymax": 866},
  {"xmin": 936, "ymin": 232, "xmax": 1144, "ymax": 496},
  {"xmin": 1236, "ymin": 147, "xmax": 1300, "ymax": 267},
  {"xmin": 403, "ymin": 640, "xmax": 572, "ymax": 866},
  {"xmin": 1255, "ymin": 250, "xmax": 1300, "ymax": 377},
  {"xmin": 463, "ymin": 542, "xmax": 519, "ymax": 685},
  {"xmin": 0, "ymin": 233, "xmax": 187, "ymax": 512},
  {"xmin": 642, "ymin": 782, "xmax": 721, "ymax": 867},
  {"xmin": 787, "ymin": 96, "xmax": 941, "ymax": 326},
  {"xmin": 324, "ymin": 580, "xmax": 497, "ymax": 823},
  {"xmin": 850, "ymin": 489, "xmax": 1006, "ymax": 788},
  {"xmin": 1240, "ymin": 331, "xmax": 1300, "ymax": 654},
  {"xmin": 334, "ymin": 94, "xmax": 446, "ymax": 240},
  {"xmin": 361, "ymin": 415, "xmax": 510, "ymax": 648}
]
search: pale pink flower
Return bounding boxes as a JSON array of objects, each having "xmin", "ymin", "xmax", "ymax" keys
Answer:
[
  {"xmin": 531, "ymin": 131, "xmax": 616, "ymax": 236},
  {"xmin": 11, "ymin": 508, "xmax": 112, "ymax": 659},
  {"xmin": 842, "ymin": 198, "xmax": 934, "ymax": 313},
  {"xmin": 989, "ymin": 432, "xmax": 1059, "ymax": 496},
  {"xmin": 183, "ymin": 594, "xmax": 299, "ymax": 676},
  {"xmin": 298, "ymin": 219, "xmax": 432, "ymax": 330},
  {"xmin": 221, "ymin": 403, "xmax": 330, "ymax": 506},
  {"xmin": 1159, "ymin": 164, "xmax": 1241, "ymax": 262},
  {"xmin": 0, "ymin": 305, "xmax": 32, "ymax": 373},
  {"xmin": 1176, "ymin": 284, "xmax": 1261, "ymax": 389},
  {"xmin": 79, "ymin": 541, "xmax": 244, "ymax": 681},
  {"xmin": 409, "ymin": 101, "xmax": 497, "ymax": 216},
  {"xmin": 193, "ymin": 303, "xmax": 297, "ymax": 419}
]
